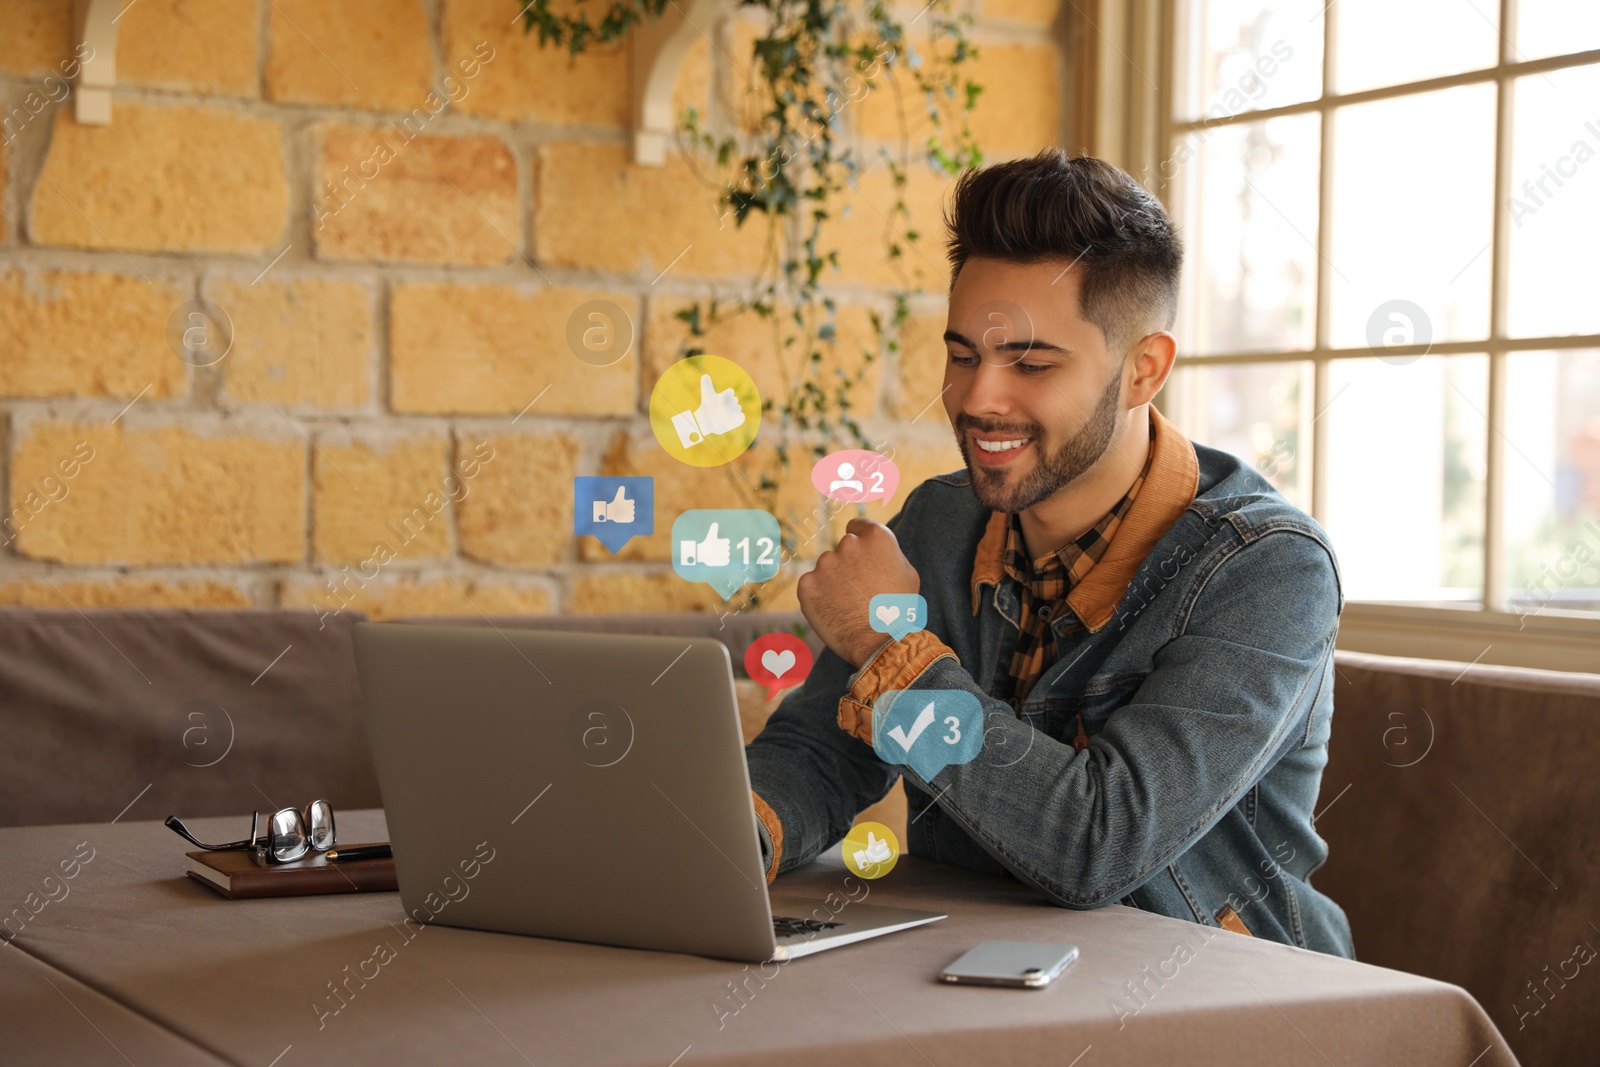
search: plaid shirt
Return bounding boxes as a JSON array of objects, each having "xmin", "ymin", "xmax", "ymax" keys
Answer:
[{"xmin": 995, "ymin": 428, "xmax": 1156, "ymax": 746}]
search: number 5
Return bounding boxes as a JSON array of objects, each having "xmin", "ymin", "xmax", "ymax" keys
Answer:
[{"xmin": 942, "ymin": 716, "xmax": 960, "ymax": 744}]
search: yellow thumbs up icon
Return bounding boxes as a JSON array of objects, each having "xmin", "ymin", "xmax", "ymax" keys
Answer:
[
  {"xmin": 841, "ymin": 821, "xmax": 899, "ymax": 879},
  {"xmin": 649, "ymin": 354, "xmax": 761, "ymax": 467}
]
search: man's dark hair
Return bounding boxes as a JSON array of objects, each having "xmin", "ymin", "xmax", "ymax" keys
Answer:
[{"xmin": 943, "ymin": 149, "xmax": 1183, "ymax": 354}]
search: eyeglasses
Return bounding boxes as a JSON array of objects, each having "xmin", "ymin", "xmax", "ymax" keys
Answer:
[{"xmin": 165, "ymin": 799, "xmax": 336, "ymax": 865}]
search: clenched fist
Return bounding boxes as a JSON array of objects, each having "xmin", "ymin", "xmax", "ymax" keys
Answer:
[{"xmin": 797, "ymin": 518, "xmax": 921, "ymax": 669}]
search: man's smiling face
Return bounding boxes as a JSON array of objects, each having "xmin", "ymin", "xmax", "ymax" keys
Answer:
[{"xmin": 942, "ymin": 256, "xmax": 1128, "ymax": 514}]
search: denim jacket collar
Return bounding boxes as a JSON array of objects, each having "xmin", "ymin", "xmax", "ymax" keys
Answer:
[{"xmin": 969, "ymin": 406, "xmax": 1201, "ymax": 631}]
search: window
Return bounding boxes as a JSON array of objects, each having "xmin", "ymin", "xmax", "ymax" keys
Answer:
[{"xmin": 1157, "ymin": 0, "xmax": 1600, "ymax": 626}]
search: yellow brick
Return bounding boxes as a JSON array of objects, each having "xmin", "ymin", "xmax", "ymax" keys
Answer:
[
  {"xmin": 0, "ymin": 270, "xmax": 188, "ymax": 399},
  {"xmin": 965, "ymin": 42, "xmax": 1062, "ymax": 157},
  {"xmin": 0, "ymin": 0, "xmax": 69, "ymax": 76},
  {"xmin": 724, "ymin": 16, "xmax": 774, "ymax": 136},
  {"xmin": 366, "ymin": 577, "xmax": 553, "ymax": 619},
  {"xmin": 644, "ymin": 299, "xmax": 884, "ymax": 419},
  {"xmin": 208, "ymin": 275, "xmax": 373, "ymax": 411},
  {"xmin": 568, "ymin": 562, "xmax": 804, "ymax": 616},
  {"xmin": 887, "ymin": 309, "xmax": 949, "ymax": 420},
  {"xmin": 824, "ymin": 161, "xmax": 954, "ymax": 288},
  {"xmin": 674, "ymin": 37, "xmax": 712, "ymax": 123},
  {"xmin": 734, "ymin": 568, "xmax": 802, "ymax": 613},
  {"xmin": 31, "ymin": 104, "xmax": 287, "ymax": 255},
  {"xmin": 456, "ymin": 431, "xmax": 583, "ymax": 566},
  {"xmin": 281, "ymin": 574, "xmax": 552, "ymax": 620},
  {"xmin": 565, "ymin": 570, "xmax": 723, "ymax": 614},
  {"xmin": 583, "ymin": 432, "xmax": 736, "ymax": 563},
  {"xmin": 312, "ymin": 435, "xmax": 454, "ymax": 565},
  {"xmin": 534, "ymin": 142, "xmax": 766, "ymax": 276},
  {"xmin": 264, "ymin": 0, "xmax": 434, "ymax": 111},
  {"xmin": 8, "ymin": 421, "xmax": 304, "ymax": 565},
  {"xmin": 582, "ymin": 435, "xmax": 819, "ymax": 566},
  {"xmin": 569, "ymin": 562, "xmax": 807, "ymax": 614},
  {"xmin": 389, "ymin": 282, "xmax": 637, "ymax": 416},
  {"xmin": 725, "ymin": 15, "xmax": 852, "ymax": 137},
  {"xmin": 789, "ymin": 477, "xmax": 872, "ymax": 556},
  {"xmin": 442, "ymin": 0, "xmax": 628, "ymax": 126},
  {"xmin": 983, "ymin": 0, "xmax": 1061, "ymax": 26},
  {"xmin": 0, "ymin": 578, "xmax": 252, "ymax": 609},
  {"xmin": 313, "ymin": 123, "xmax": 517, "ymax": 265},
  {"xmin": 119, "ymin": 0, "xmax": 258, "ymax": 97},
  {"xmin": 734, "ymin": 444, "xmax": 841, "ymax": 560},
  {"xmin": 855, "ymin": 42, "xmax": 1061, "ymax": 160},
  {"xmin": 2, "ymin": 84, "xmax": 59, "ymax": 148}
]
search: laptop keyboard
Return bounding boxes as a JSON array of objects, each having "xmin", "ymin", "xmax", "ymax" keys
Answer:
[{"xmin": 773, "ymin": 915, "xmax": 846, "ymax": 939}]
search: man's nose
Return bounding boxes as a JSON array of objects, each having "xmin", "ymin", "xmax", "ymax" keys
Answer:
[{"xmin": 961, "ymin": 357, "xmax": 1017, "ymax": 416}]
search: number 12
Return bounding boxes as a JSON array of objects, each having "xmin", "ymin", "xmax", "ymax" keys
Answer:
[{"xmin": 735, "ymin": 537, "xmax": 776, "ymax": 565}]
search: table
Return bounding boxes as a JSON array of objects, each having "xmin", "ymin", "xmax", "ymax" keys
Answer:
[{"xmin": 1, "ymin": 812, "xmax": 1517, "ymax": 1066}]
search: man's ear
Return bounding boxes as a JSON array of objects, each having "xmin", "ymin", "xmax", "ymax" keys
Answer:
[{"xmin": 1125, "ymin": 331, "xmax": 1178, "ymax": 408}]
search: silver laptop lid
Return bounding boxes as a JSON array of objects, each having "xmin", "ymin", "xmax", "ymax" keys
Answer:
[{"xmin": 353, "ymin": 621, "xmax": 777, "ymax": 961}]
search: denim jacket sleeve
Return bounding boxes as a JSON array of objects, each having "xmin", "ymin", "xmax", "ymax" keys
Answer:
[
  {"xmin": 748, "ymin": 522, "xmax": 1341, "ymax": 904},
  {"xmin": 744, "ymin": 506, "xmax": 917, "ymax": 883},
  {"xmin": 746, "ymin": 639, "xmax": 904, "ymax": 883}
]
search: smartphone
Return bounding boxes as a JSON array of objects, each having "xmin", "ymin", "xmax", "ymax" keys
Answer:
[{"xmin": 938, "ymin": 940, "xmax": 1079, "ymax": 989}]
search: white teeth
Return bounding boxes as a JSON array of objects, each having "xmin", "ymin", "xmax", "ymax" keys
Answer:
[{"xmin": 976, "ymin": 438, "xmax": 1028, "ymax": 453}]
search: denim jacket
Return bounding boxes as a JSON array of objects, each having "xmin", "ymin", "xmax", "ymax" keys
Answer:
[{"xmin": 746, "ymin": 408, "xmax": 1355, "ymax": 957}]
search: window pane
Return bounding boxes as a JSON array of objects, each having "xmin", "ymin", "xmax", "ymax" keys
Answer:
[
  {"xmin": 1507, "ymin": 64, "xmax": 1600, "ymax": 339},
  {"xmin": 1517, "ymin": 0, "xmax": 1600, "ymax": 62},
  {"xmin": 1334, "ymin": 0, "xmax": 1499, "ymax": 94},
  {"xmin": 1505, "ymin": 350, "xmax": 1600, "ymax": 615},
  {"xmin": 1328, "ymin": 86, "xmax": 1495, "ymax": 349},
  {"xmin": 1172, "ymin": 114, "xmax": 1319, "ymax": 355},
  {"xmin": 1162, "ymin": 360, "xmax": 1311, "ymax": 511},
  {"xmin": 1324, "ymin": 355, "xmax": 1488, "ymax": 602},
  {"xmin": 1172, "ymin": 0, "xmax": 1325, "ymax": 122}
]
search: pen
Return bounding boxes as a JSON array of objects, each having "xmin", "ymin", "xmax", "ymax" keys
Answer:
[{"xmin": 326, "ymin": 844, "xmax": 393, "ymax": 861}]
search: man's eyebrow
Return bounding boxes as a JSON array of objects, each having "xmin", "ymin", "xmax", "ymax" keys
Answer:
[{"xmin": 942, "ymin": 329, "xmax": 1071, "ymax": 355}]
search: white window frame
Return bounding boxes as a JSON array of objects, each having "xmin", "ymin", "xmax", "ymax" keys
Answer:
[{"xmin": 1062, "ymin": 0, "xmax": 1600, "ymax": 672}]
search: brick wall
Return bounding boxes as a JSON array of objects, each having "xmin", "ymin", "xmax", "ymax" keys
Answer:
[{"xmin": 0, "ymin": 0, "xmax": 1064, "ymax": 618}]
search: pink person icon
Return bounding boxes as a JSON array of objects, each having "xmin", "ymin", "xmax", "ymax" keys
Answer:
[{"xmin": 811, "ymin": 450, "xmax": 900, "ymax": 506}]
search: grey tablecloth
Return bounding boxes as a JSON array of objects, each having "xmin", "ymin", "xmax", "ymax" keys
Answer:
[
  {"xmin": 0, "ymin": 812, "xmax": 1516, "ymax": 1066},
  {"xmin": 2, "ymin": 940, "xmax": 227, "ymax": 1065}
]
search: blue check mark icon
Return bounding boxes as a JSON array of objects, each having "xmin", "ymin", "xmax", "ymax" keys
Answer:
[{"xmin": 886, "ymin": 700, "xmax": 937, "ymax": 752}]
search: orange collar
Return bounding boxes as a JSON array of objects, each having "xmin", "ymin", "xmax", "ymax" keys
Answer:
[{"xmin": 969, "ymin": 406, "xmax": 1200, "ymax": 631}]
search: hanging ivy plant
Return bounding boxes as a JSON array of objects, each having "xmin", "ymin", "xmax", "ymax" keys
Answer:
[{"xmin": 516, "ymin": 0, "xmax": 982, "ymax": 603}]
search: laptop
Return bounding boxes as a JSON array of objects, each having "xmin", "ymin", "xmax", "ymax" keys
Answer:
[{"xmin": 351, "ymin": 621, "xmax": 944, "ymax": 962}]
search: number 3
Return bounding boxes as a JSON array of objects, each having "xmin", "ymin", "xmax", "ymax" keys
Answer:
[{"xmin": 942, "ymin": 716, "xmax": 960, "ymax": 744}]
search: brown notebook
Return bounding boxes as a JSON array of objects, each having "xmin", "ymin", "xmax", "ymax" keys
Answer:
[{"xmin": 184, "ymin": 846, "xmax": 398, "ymax": 899}]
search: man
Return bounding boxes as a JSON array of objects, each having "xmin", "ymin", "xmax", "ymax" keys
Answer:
[{"xmin": 745, "ymin": 149, "xmax": 1353, "ymax": 957}]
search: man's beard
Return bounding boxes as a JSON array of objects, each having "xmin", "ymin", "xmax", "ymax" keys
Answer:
[{"xmin": 955, "ymin": 368, "xmax": 1123, "ymax": 514}]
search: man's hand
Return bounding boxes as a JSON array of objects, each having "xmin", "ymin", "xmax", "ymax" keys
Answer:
[{"xmin": 797, "ymin": 518, "xmax": 920, "ymax": 669}]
